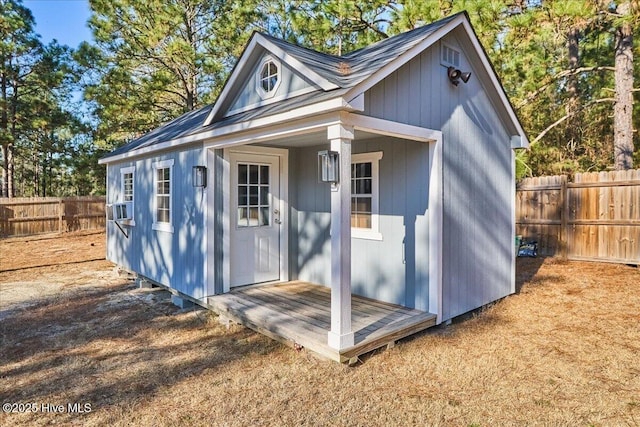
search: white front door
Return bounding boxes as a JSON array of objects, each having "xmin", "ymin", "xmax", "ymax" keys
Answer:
[{"xmin": 229, "ymin": 153, "xmax": 281, "ymax": 287}]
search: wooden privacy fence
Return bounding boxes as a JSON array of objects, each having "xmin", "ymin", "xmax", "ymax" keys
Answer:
[
  {"xmin": 0, "ymin": 196, "xmax": 106, "ymax": 238},
  {"xmin": 516, "ymin": 169, "xmax": 639, "ymax": 265}
]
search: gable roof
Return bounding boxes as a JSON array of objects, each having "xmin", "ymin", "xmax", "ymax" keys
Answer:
[
  {"xmin": 100, "ymin": 12, "xmax": 528, "ymax": 164},
  {"xmin": 256, "ymin": 12, "xmax": 457, "ymax": 89},
  {"xmin": 203, "ymin": 13, "xmax": 460, "ymax": 125}
]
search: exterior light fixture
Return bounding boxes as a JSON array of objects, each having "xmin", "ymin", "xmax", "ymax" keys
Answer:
[
  {"xmin": 447, "ymin": 66, "xmax": 471, "ymax": 86},
  {"xmin": 318, "ymin": 150, "xmax": 339, "ymax": 184},
  {"xmin": 192, "ymin": 165, "xmax": 207, "ymax": 188}
]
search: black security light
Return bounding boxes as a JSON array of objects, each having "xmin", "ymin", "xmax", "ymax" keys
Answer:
[{"xmin": 447, "ymin": 66, "xmax": 471, "ymax": 86}]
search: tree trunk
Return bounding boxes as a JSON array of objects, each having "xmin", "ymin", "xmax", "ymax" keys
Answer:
[
  {"xmin": 46, "ymin": 152, "xmax": 53, "ymax": 197},
  {"xmin": 1, "ymin": 62, "xmax": 8, "ymax": 198},
  {"xmin": 1, "ymin": 145, "xmax": 7, "ymax": 198},
  {"xmin": 34, "ymin": 149, "xmax": 39, "ymax": 196},
  {"xmin": 614, "ymin": 2, "xmax": 635, "ymax": 170},
  {"xmin": 183, "ymin": 3, "xmax": 197, "ymax": 111},
  {"xmin": 6, "ymin": 143, "xmax": 14, "ymax": 198},
  {"xmin": 566, "ymin": 26, "xmax": 580, "ymax": 152}
]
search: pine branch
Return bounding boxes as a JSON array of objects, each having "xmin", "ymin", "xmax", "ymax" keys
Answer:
[
  {"xmin": 354, "ymin": 5, "xmax": 390, "ymax": 39},
  {"xmin": 517, "ymin": 66, "xmax": 616, "ymax": 109},
  {"xmin": 531, "ymin": 98, "xmax": 615, "ymax": 145}
]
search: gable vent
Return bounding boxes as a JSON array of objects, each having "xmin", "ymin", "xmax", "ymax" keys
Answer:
[{"xmin": 441, "ymin": 44, "xmax": 461, "ymax": 67}]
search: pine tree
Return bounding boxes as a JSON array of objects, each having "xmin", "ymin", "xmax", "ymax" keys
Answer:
[
  {"xmin": 271, "ymin": 1, "xmax": 397, "ymax": 55},
  {"xmin": 0, "ymin": 0, "xmax": 41, "ymax": 197},
  {"xmin": 613, "ymin": 0, "xmax": 635, "ymax": 170},
  {"xmin": 85, "ymin": 0, "xmax": 262, "ymax": 150}
]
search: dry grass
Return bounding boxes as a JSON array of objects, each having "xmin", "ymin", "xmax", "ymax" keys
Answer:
[{"xmin": 1, "ymin": 233, "xmax": 639, "ymax": 426}]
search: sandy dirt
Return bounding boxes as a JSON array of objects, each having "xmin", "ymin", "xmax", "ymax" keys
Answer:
[
  {"xmin": 0, "ymin": 232, "xmax": 113, "ymax": 316},
  {"xmin": 0, "ymin": 232, "xmax": 639, "ymax": 426}
]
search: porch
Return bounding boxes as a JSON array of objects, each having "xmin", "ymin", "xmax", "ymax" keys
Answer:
[
  {"xmin": 206, "ymin": 116, "xmax": 443, "ymax": 357},
  {"xmin": 204, "ymin": 281, "xmax": 437, "ymax": 363}
]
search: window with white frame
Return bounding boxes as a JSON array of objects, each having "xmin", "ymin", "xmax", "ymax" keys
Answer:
[
  {"xmin": 153, "ymin": 159, "xmax": 174, "ymax": 233},
  {"xmin": 256, "ymin": 56, "xmax": 281, "ymax": 99},
  {"xmin": 120, "ymin": 166, "xmax": 135, "ymax": 225},
  {"xmin": 351, "ymin": 152, "xmax": 383, "ymax": 240},
  {"xmin": 122, "ymin": 168, "xmax": 134, "ymax": 202}
]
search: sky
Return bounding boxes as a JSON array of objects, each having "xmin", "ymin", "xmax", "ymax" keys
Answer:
[{"xmin": 23, "ymin": 0, "xmax": 92, "ymax": 48}]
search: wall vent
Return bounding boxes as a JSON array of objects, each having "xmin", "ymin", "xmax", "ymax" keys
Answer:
[{"xmin": 441, "ymin": 44, "xmax": 461, "ymax": 67}]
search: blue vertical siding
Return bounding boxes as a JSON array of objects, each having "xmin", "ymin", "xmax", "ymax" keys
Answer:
[
  {"xmin": 105, "ymin": 27, "xmax": 517, "ymax": 321},
  {"xmin": 106, "ymin": 145, "xmax": 208, "ymax": 299},
  {"xmin": 290, "ymin": 138, "xmax": 431, "ymax": 310},
  {"xmin": 363, "ymin": 30, "xmax": 516, "ymax": 320},
  {"xmin": 290, "ymin": 145, "xmax": 331, "ymax": 285}
]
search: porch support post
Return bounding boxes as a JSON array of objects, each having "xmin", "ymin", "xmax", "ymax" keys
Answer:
[{"xmin": 327, "ymin": 123, "xmax": 355, "ymax": 350}]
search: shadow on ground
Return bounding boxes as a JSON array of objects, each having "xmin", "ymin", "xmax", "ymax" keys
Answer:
[{"xmin": 0, "ymin": 275, "xmax": 278, "ymax": 424}]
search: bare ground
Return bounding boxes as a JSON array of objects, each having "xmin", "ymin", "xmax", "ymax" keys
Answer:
[{"xmin": 0, "ymin": 232, "xmax": 639, "ymax": 426}]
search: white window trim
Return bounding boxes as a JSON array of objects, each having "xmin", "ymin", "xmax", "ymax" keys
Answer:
[
  {"xmin": 120, "ymin": 166, "xmax": 136, "ymax": 226},
  {"xmin": 351, "ymin": 151, "xmax": 383, "ymax": 241},
  {"xmin": 255, "ymin": 55, "xmax": 281, "ymax": 100},
  {"xmin": 440, "ymin": 42, "xmax": 461, "ymax": 68},
  {"xmin": 152, "ymin": 159, "xmax": 174, "ymax": 233}
]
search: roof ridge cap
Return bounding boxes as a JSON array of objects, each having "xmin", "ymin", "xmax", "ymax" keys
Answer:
[
  {"xmin": 256, "ymin": 31, "xmax": 343, "ymax": 61},
  {"xmin": 342, "ymin": 11, "xmax": 466, "ymax": 58}
]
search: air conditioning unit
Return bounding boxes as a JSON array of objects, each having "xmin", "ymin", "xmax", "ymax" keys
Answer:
[{"xmin": 106, "ymin": 202, "xmax": 133, "ymax": 221}]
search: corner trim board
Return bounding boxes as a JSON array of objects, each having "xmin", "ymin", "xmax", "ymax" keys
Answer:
[{"xmin": 428, "ymin": 131, "xmax": 444, "ymax": 323}]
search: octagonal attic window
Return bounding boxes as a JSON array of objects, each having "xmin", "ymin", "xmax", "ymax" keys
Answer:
[{"xmin": 256, "ymin": 57, "xmax": 281, "ymax": 99}]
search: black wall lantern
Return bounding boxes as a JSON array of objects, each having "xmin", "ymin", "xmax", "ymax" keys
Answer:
[
  {"xmin": 192, "ymin": 165, "xmax": 207, "ymax": 188},
  {"xmin": 447, "ymin": 66, "xmax": 471, "ymax": 86},
  {"xmin": 317, "ymin": 150, "xmax": 339, "ymax": 184}
]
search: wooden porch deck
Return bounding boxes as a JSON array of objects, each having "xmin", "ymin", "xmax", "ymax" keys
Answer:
[{"xmin": 204, "ymin": 281, "xmax": 437, "ymax": 363}]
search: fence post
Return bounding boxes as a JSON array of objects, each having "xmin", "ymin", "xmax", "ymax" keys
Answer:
[
  {"xmin": 559, "ymin": 175, "xmax": 569, "ymax": 259},
  {"xmin": 58, "ymin": 199, "xmax": 64, "ymax": 233}
]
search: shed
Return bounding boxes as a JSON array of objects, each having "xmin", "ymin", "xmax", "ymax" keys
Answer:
[{"xmin": 99, "ymin": 12, "xmax": 529, "ymax": 362}]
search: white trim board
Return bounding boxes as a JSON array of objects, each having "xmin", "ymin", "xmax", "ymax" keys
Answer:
[
  {"xmin": 351, "ymin": 151, "xmax": 384, "ymax": 241},
  {"xmin": 344, "ymin": 113, "xmax": 440, "ymax": 143},
  {"xmin": 344, "ymin": 16, "xmax": 464, "ymax": 101},
  {"xmin": 119, "ymin": 165, "xmax": 136, "ymax": 227},
  {"xmin": 206, "ymin": 112, "xmax": 343, "ymax": 150},
  {"xmin": 343, "ymin": 13, "xmax": 528, "ymax": 148},
  {"xmin": 427, "ymin": 131, "xmax": 444, "ymax": 323},
  {"xmin": 152, "ymin": 159, "xmax": 175, "ymax": 234},
  {"xmin": 203, "ymin": 35, "xmax": 260, "ymax": 127},
  {"xmin": 255, "ymin": 55, "xmax": 282, "ymax": 100},
  {"xmin": 204, "ymin": 148, "xmax": 216, "ymax": 297},
  {"xmin": 257, "ymin": 34, "xmax": 339, "ymax": 91},
  {"xmin": 225, "ymin": 86, "xmax": 318, "ymax": 117},
  {"xmin": 458, "ymin": 19, "xmax": 529, "ymax": 147},
  {"xmin": 100, "ymin": 107, "xmax": 439, "ymax": 168},
  {"xmin": 203, "ymin": 33, "xmax": 338, "ymax": 126},
  {"xmin": 99, "ymin": 96, "xmax": 363, "ymax": 165}
]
